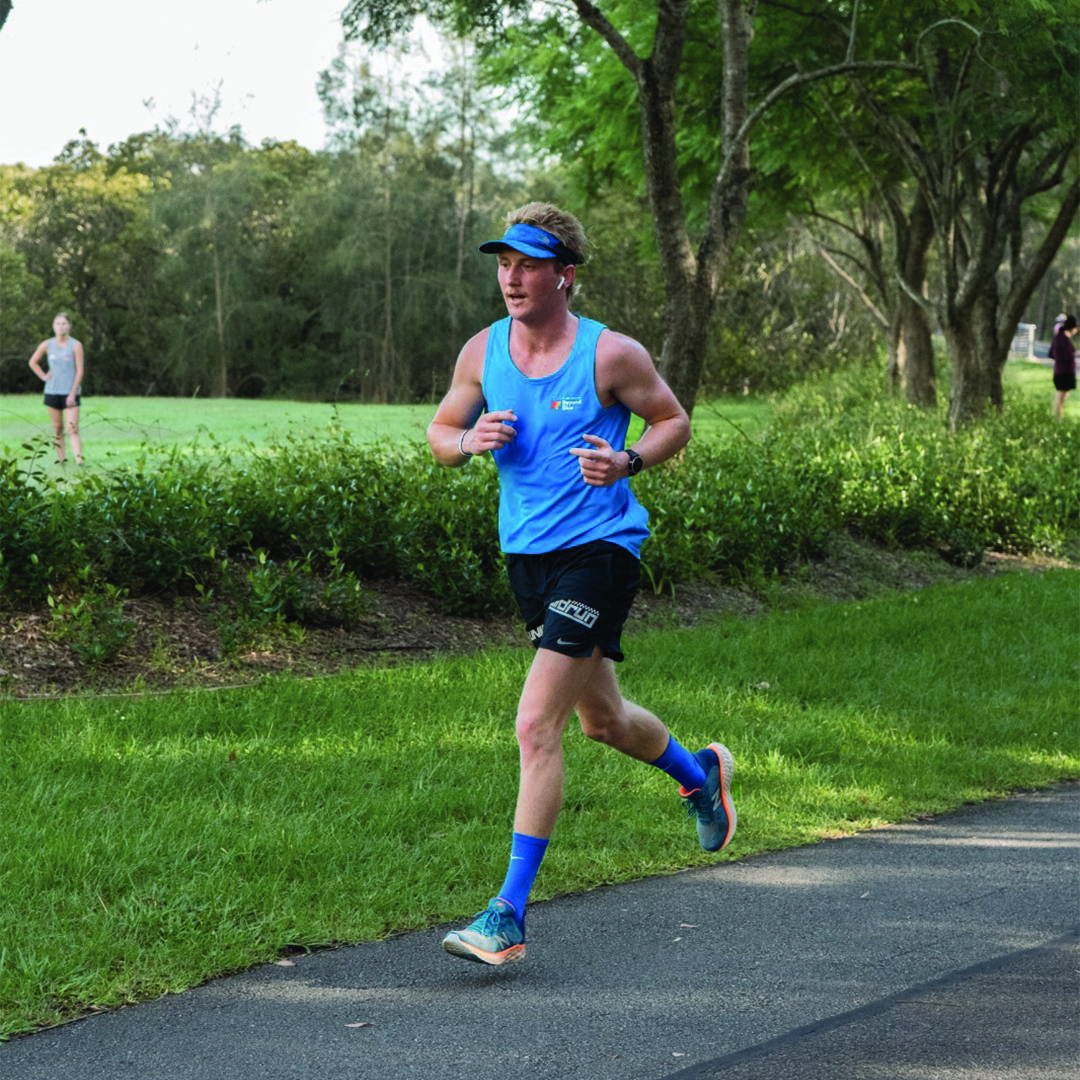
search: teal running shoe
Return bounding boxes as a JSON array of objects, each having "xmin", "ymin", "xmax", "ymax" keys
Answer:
[
  {"xmin": 680, "ymin": 742, "xmax": 736, "ymax": 852},
  {"xmin": 441, "ymin": 898, "xmax": 526, "ymax": 965}
]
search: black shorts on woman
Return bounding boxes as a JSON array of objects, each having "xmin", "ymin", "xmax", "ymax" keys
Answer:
[
  {"xmin": 43, "ymin": 393, "xmax": 80, "ymax": 410},
  {"xmin": 507, "ymin": 539, "xmax": 640, "ymax": 662}
]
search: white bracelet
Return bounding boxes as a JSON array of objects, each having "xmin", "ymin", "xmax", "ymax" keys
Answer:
[{"xmin": 457, "ymin": 429, "xmax": 475, "ymax": 458}]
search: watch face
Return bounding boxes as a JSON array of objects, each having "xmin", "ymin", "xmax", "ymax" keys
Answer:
[{"xmin": 627, "ymin": 450, "xmax": 643, "ymax": 475}]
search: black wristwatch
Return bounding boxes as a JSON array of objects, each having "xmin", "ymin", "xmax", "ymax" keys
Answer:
[{"xmin": 625, "ymin": 449, "xmax": 645, "ymax": 476}]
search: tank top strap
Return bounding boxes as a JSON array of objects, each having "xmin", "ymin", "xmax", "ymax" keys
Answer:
[{"xmin": 570, "ymin": 316, "xmax": 605, "ymax": 360}]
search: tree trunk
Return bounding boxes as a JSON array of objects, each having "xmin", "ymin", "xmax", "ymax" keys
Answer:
[
  {"xmin": 211, "ymin": 242, "xmax": 228, "ymax": 398},
  {"xmin": 894, "ymin": 189, "xmax": 935, "ymax": 407},
  {"xmin": 974, "ymin": 289, "xmax": 1006, "ymax": 411},
  {"xmin": 378, "ymin": 90, "xmax": 395, "ymax": 403},
  {"xmin": 897, "ymin": 293, "xmax": 936, "ymax": 407},
  {"xmin": 944, "ymin": 313, "xmax": 994, "ymax": 430},
  {"xmin": 661, "ymin": 281, "xmax": 716, "ymax": 412},
  {"xmin": 380, "ymin": 179, "xmax": 394, "ymax": 403},
  {"xmin": 886, "ymin": 308, "xmax": 901, "ymax": 394}
]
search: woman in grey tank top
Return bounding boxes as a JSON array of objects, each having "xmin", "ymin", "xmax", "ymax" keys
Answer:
[{"xmin": 28, "ymin": 313, "xmax": 85, "ymax": 465}]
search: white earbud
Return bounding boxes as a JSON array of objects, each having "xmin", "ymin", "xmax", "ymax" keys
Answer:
[{"xmin": 556, "ymin": 275, "xmax": 567, "ymax": 290}]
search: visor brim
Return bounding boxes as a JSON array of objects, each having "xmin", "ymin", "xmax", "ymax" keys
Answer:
[{"xmin": 478, "ymin": 239, "xmax": 558, "ymax": 259}]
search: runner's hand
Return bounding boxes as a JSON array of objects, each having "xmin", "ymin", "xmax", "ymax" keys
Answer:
[
  {"xmin": 461, "ymin": 410, "xmax": 518, "ymax": 455},
  {"xmin": 65, "ymin": 393, "xmax": 76, "ymax": 407},
  {"xmin": 570, "ymin": 434, "xmax": 627, "ymax": 487}
]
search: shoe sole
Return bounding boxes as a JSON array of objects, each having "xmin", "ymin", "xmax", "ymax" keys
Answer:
[
  {"xmin": 441, "ymin": 935, "xmax": 526, "ymax": 966},
  {"xmin": 702, "ymin": 742, "xmax": 737, "ymax": 852}
]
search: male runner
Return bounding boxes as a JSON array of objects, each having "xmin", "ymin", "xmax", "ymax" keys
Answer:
[{"xmin": 428, "ymin": 203, "xmax": 735, "ymax": 965}]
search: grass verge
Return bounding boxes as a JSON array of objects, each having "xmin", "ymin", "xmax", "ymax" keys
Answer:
[
  {"xmin": 0, "ymin": 392, "xmax": 773, "ymax": 470},
  {"xmin": 1, "ymin": 569, "xmax": 1077, "ymax": 1037}
]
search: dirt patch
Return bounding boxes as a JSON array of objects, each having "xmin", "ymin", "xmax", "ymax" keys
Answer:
[{"xmin": 1, "ymin": 538, "xmax": 1073, "ymax": 699}]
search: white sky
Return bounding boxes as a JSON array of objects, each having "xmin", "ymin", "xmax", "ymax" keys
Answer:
[{"xmin": 0, "ymin": 0, "xmax": 386, "ymax": 166}]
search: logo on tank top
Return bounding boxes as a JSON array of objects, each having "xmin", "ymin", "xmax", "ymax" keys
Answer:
[{"xmin": 550, "ymin": 396, "xmax": 583, "ymax": 411}]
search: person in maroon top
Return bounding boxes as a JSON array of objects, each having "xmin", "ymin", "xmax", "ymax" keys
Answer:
[{"xmin": 1049, "ymin": 314, "xmax": 1077, "ymax": 419}]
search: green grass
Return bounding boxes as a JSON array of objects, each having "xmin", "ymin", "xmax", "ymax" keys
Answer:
[
  {"xmin": 1002, "ymin": 357, "xmax": 1060, "ymax": 404},
  {"xmin": 0, "ymin": 392, "xmax": 772, "ymax": 469},
  {"xmin": 0, "ymin": 396, "xmax": 436, "ymax": 469},
  {"xmin": 0, "ymin": 356, "xmax": 1048, "ymax": 468},
  {"xmin": 1, "ymin": 569, "xmax": 1076, "ymax": 1037}
]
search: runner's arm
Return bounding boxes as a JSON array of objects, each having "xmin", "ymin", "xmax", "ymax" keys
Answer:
[
  {"xmin": 573, "ymin": 332, "xmax": 689, "ymax": 485},
  {"xmin": 69, "ymin": 341, "xmax": 85, "ymax": 398},
  {"xmin": 28, "ymin": 341, "xmax": 48, "ymax": 383},
  {"xmin": 427, "ymin": 331, "xmax": 518, "ymax": 466}
]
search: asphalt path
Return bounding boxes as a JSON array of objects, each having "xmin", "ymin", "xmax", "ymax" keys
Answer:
[{"xmin": 4, "ymin": 784, "xmax": 1078, "ymax": 1080}]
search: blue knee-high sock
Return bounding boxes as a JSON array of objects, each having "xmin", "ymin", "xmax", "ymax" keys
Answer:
[
  {"xmin": 497, "ymin": 832, "xmax": 550, "ymax": 926},
  {"xmin": 649, "ymin": 734, "xmax": 707, "ymax": 791}
]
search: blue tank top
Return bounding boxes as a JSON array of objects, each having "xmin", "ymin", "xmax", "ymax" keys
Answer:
[{"xmin": 481, "ymin": 315, "xmax": 650, "ymax": 556}]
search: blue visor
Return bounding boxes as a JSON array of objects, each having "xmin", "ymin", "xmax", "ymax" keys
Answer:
[{"xmin": 478, "ymin": 223, "xmax": 581, "ymax": 264}]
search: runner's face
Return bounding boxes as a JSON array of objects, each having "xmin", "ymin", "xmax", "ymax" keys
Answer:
[
  {"xmin": 497, "ymin": 250, "xmax": 564, "ymax": 318},
  {"xmin": 53, "ymin": 316, "xmax": 70, "ymax": 337}
]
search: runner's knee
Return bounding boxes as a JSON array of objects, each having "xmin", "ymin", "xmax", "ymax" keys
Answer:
[{"xmin": 515, "ymin": 709, "xmax": 564, "ymax": 758}]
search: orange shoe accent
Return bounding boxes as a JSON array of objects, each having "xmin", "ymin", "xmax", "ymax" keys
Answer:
[
  {"xmin": 705, "ymin": 742, "xmax": 737, "ymax": 850},
  {"xmin": 444, "ymin": 938, "xmax": 526, "ymax": 966}
]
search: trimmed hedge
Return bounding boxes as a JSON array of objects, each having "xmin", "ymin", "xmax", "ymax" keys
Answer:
[{"xmin": 2, "ymin": 373, "xmax": 1076, "ymax": 615}]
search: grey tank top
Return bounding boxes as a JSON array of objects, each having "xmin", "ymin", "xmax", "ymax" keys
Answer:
[{"xmin": 44, "ymin": 337, "xmax": 80, "ymax": 395}]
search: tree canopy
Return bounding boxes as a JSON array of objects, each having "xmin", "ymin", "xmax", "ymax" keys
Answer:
[
  {"xmin": 3, "ymin": 0, "xmax": 1075, "ymax": 416},
  {"xmin": 342, "ymin": 0, "xmax": 1078, "ymax": 419}
]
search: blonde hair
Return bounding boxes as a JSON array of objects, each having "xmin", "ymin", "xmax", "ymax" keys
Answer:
[{"xmin": 504, "ymin": 202, "xmax": 589, "ymax": 265}]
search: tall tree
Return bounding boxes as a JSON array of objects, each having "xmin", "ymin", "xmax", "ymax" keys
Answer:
[
  {"xmin": 1, "ymin": 143, "xmax": 166, "ymax": 393},
  {"xmin": 845, "ymin": 6, "xmax": 1080, "ymax": 427},
  {"xmin": 343, "ymin": 0, "xmax": 919, "ymax": 414}
]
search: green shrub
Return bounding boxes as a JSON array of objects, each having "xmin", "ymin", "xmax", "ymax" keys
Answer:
[
  {"xmin": 236, "ymin": 547, "xmax": 367, "ymax": 629},
  {"xmin": 637, "ymin": 442, "xmax": 834, "ymax": 592},
  {"xmin": 61, "ymin": 449, "xmax": 248, "ymax": 593},
  {"xmin": 0, "ymin": 451, "xmax": 60, "ymax": 601},
  {"xmin": 1, "ymin": 373, "xmax": 1075, "ymax": 623},
  {"xmin": 47, "ymin": 580, "xmax": 135, "ymax": 666},
  {"xmin": 773, "ymin": 366, "xmax": 1080, "ymax": 558}
]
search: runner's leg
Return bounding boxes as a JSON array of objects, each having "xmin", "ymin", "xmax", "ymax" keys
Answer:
[
  {"xmin": 65, "ymin": 405, "xmax": 83, "ymax": 464},
  {"xmin": 513, "ymin": 645, "xmax": 604, "ymax": 837},
  {"xmin": 46, "ymin": 406, "xmax": 65, "ymax": 462}
]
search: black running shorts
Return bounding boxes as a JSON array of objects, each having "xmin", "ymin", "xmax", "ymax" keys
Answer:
[
  {"xmin": 43, "ymin": 393, "xmax": 80, "ymax": 410},
  {"xmin": 506, "ymin": 539, "xmax": 640, "ymax": 662}
]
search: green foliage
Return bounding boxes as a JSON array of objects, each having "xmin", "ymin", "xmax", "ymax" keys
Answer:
[
  {"xmin": 1, "ymin": 368, "xmax": 1074, "ymax": 636},
  {"xmin": 66, "ymin": 449, "xmax": 248, "ymax": 593},
  {"xmin": 0, "ymin": 110, "xmax": 515, "ymax": 401},
  {"xmin": 636, "ymin": 442, "xmax": 833, "ymax": 592},
  {"xmin": 46, "ymin": 580, "xmax": 135, "ymax": 666},
  {"xmin": 773, "ymin": 366, "xmax": 1080, "ymax": 558},
  {"xmin": 0, "ymin": 444, "xmax": 62, "ymax": 600},
  {"xmin": 236, "ymin": 548, "xmax": 367, "ymax": 630}
]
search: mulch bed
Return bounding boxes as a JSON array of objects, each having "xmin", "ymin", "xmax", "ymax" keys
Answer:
[{"xmin": 1, "ymin": 542, "xmax": 1070, "ymax": 699}]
